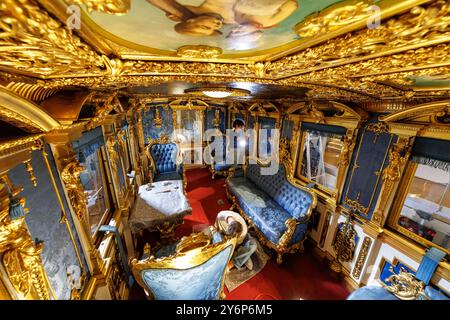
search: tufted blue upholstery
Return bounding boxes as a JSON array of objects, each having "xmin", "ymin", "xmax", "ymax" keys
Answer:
[
  {"xmin": 227, "ymin": 163, "xmax": 313, "ymax": 249},
  {"xmin": 149, "ymin": 143, "xmax": 185, "ymax": 183},
  {"xmin": 246, "ymin": 164, "xmax": 313, "ymax": 219},
  {"xmin": 150, "ymin": 143, "xmax": 178, "ymax": 174},
  {"xmin": 153, "ymin": 172, "xmax": 182, "ymax": 182},
  {"xmin": 141, "ymin": 244, "xmax": 233, "ymax": 300},
  {"xmin": 228, "ymin": 177, "xmax": 308, "ymax": 245}
]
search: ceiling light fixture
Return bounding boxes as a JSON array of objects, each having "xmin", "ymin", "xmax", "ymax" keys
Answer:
[
  {"xmin": 202, "ymin": 90, "xmax": 233, "ymax": 98},
  {"xmin": 184, "ymin": 87, "xmax": 250, "ymax": 98}
]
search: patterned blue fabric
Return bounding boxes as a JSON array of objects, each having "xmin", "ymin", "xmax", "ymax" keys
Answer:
[
  {"xmin": 151, "ymin": 143, "xmax": 178, "ymax": 173},
  {"xmin": 246, "ymin": 164, "xmax": 313, "ymax": 219},
  {"xmin": 153, "ymin": 172, "xmax": 182, "ymax": 182},
  {"xmin": 424, "ymin": 286, "xmax": 450, "ymax": 300},
  {"xmin": 141, "ymin": 245, "xmax": 233, "ymax": 300},
  {"xmin": 228, "ymin": 177, "xmax": 307, "ymax": 245},
  {"xmin": 211, "ymin": 229, "xmax": 224, "ymax": 244},
  {"xmin": 347, "ymin": 286, "xmax": 399, "ymax": 300}
]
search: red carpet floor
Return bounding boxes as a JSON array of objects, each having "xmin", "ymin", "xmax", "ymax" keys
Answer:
[{"xmin": 179, "ymin": 168, "xmax": 350, "ymax": 300}]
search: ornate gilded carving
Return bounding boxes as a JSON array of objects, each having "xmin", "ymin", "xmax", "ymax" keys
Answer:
[
  {"xmin": 60, "ymin": 161, "xmax": 88, "ymax": 223},
  {"xmin": 213, "ymin": 109, "xmax": 220, "ymax": 129},
  {"xmin": 0, "ymin": 0, "xmax": 103, "ymax": 76},
  {"xmin": 382, "ymin": 141, "xmax": 410, "ymax": 183},
  {"xmin": 385, "ymin": 268, "xmax": 425, "ymax": 300},
  {"xmin": 330, "ymin": 212, "xmax": 357, "ymax": 273},
  {"xmin": 352, "ymin": 236, "xmax": 372, "ymax": 279},
  {"xmin": 338, "ymin": 133, "xmax": 355, "ymax": 168},
  {"xmin": 0, "ymin": 178, "xmax": 52, "ymax": 300},
  {"xmin": 365, "ymin": 122, "xmax": 390, "ymax": 136},
  {"xmin": 272, "ymin": 1, "xmax": 450, "ymax": 78},
  {"xmin": 177, "ymin": 45, "xmax": 223, "ymax": 59},
  {"xmin": 333, "ymin": 215, "xmax": 357, "ymax": 263},
  {"xmin": 295, "ymin": 0, "xmax": 374, "ymax": 38},
  {"xmin": 153, "ymin": 108, "xmax": 162, "ymax": 128},
  {"xmin": 248, "ymin": 62, "xmax": 271, "ymax": 78},
  {"xmin": 344, "ymin": 193, "xmax": 367, "ymax": 214},
  {"xmin": 372, "ymin": 137, "xmax": 411, "ymax": 226},
  {"xmin": 69, "ymin": 0, "xmax": 131, "ymax": 15},
  {"xmin": 23, "ymin": 160, "xmax": 37, "ymax": 187}
]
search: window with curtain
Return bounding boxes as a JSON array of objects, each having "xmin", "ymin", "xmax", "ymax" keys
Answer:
[
  {"xmin": 296, "ymin": 129, "xmax": 344, "ymax": 191},
  {"xmin": 73, "ymin": 128, "xmax": 114, "ymax": 239},
  {"xmin": 390, "ymin": 137, "xmax": 450, "ymax": 253}
]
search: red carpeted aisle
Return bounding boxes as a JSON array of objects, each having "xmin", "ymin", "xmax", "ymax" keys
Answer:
[{"xmin": 181, "ymin": 168, "xmax": 350, "ymax": 300}]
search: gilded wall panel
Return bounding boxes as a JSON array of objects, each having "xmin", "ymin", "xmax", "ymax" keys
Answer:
[
  {"xmin": 8, "ymin": 147, "xmax": 87, "ymax": 299},
  {"xmin": 341, "ymin": 116, "xmax": 396, "ymax": 220}
]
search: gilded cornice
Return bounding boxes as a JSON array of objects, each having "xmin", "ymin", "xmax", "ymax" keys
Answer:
[
  {"xmin": 267, "ymin": 0, "xmax": 450, "ymax": 78},
  {"xmin": 0, "ymin": 135, "xmax": 43, "ymax": 157},
  {"xmin": 67, "ymin": 0, "xmax": 130, "ymax": 15},
  {"xmin": 0, "ymin": 0, "xmax": 448, "ymax": 103}
]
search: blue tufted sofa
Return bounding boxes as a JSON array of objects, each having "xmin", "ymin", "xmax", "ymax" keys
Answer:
[
  {"xmin": 226, "ymin": 161, "xmax": 317, "ymax": 264},
  {"xmin": 146, "ymin": 142, "xmax": 186, "ymax": 188}
]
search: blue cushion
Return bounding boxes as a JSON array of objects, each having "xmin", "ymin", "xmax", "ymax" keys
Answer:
[
  {"xmin": 228, "ymin": 177, "xmax": 306, "ymax": 245},
  {"xmin": 214, "ymin": 163, "xmax": 232, "ymax": 172},
  {"xmin": 141, "ymin": 244, "xmax": 233, "ymax": 300},
  {"xmin": 151, "ymin": 143, "xmax": 178, "ymax": 173},
  {"xmin": 246, "ymin": 164, "xmax": 312, "ymax": 219},
  {"xmin": 424, "ymin": 286, "xmax": 450, "ymax": 300},
  {"xmin": 347, "ymin": 286, "xmax": 399, "ymax": 300},
  {"xmin": 154, "ymin": 172, "xmax": 182, "ymax": 182}
]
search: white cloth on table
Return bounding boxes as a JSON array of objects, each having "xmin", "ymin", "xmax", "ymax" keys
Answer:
[{"xmin": 129, "ymin": 180, "xmax": 191, "ymax": 234}]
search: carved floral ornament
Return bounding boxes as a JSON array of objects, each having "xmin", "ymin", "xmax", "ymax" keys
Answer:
[
  {"xmin": 0, "ymin": 0, "xmax": 448, "ymax": 103},
  {"xmin": 0, "ymin": 177, "xmax": 52, "ymax": 300}
]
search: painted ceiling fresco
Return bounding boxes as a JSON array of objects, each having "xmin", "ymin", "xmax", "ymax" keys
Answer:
[{"xmin": 83, "ymin": 0, "xmax": 348, "ymax": 56}]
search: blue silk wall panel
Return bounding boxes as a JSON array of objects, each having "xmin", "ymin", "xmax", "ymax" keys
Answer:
[
  {"xmin": 9, "ymin": 146, "xmax": 88, "ymax": 300},
  {"xmin": 281, "ymin": 119, "xmax": 294, "ymax": 140},
  {"xmin": 341, "ymin": 115, "xmax": 396, "ymax": 220},
  {"xmin": 204, "ymin": 108, "xmax": 226, "ymax": 133},
  {"xmin": 248, "ymin": 114, "xmax": 256, "ymax": 130},
  {"xmin": 142, "ymin": 105, "xmax": 173, "ymax": 143},
  {"xmin": 258, "ymin": 117, "xmax": 277, "ymax": 156}
]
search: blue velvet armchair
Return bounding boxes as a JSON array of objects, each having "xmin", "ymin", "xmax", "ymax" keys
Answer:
[
  {"xmin": 146, "ymin": 140, "xmax": 186, "ymax": 188},
  {"xmin": 226, "ymin": 161, "xmax": 317, "ymax": 264},
  {"xmin": 131, "ymin": 231, "xmax": 236, "ymax": 300}
]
